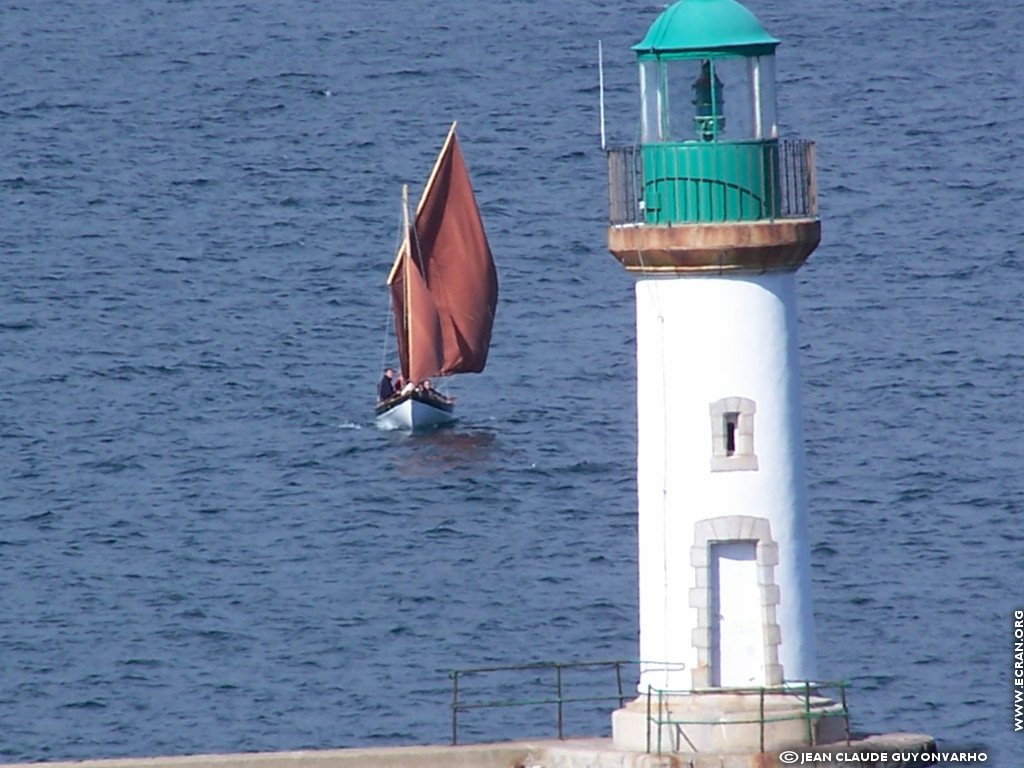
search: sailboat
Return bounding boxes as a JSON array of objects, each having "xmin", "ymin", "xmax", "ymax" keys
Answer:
[{"xmin": 375, "ymin": 123, "xmax": 499, "ymax": 432}]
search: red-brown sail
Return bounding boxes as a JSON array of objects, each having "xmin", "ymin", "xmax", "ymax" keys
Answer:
[
  {"xmin": 388, "ymin": 232, "xmax": 444, "ymax": 385},
  {"xmin": 387, "ymin": 123, "xmax": 498, "ymax": 383}
]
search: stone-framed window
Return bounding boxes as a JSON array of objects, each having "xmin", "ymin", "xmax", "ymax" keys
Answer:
[{"xmin": 710, "ymin": 396, "xmax": 758, "ymax": 472}]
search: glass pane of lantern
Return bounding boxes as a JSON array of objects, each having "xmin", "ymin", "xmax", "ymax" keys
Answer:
[
  {"xmin": 663, "ymin": 59, "xmax": 704, "ymax": 142},
  {"xmin": 711, "ymin": 56, "xmax": 754, "ymax": 139},
  {"xmin": 639, "ymin": 59, "xmax": 662, "ymax": 143},
  {"xmin": 754, "ymin": 56, "xmax": 778, "ymax": 138},
  {"xmin": 686, "ymin": 58, "xmax": 722, "ymax": 141}
]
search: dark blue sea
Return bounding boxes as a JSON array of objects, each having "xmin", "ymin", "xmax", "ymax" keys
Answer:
[{"xmin": 2, "ymin": 0, "xmax": 1021, "ymax": 764}]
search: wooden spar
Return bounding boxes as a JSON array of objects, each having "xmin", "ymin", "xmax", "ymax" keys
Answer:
[
  {"xmin": 599, "ymin": 41, "xmax": 607, "ymax": 150},
  {"xmin": 414, "ymin": 121, "xmax": 457, "ymax": 218},
  {"xmin": 386, "ymin": 122, "xmax": 457, "ymax": 286},
  {"xmin": 401, "ymin": 183, "xmax": 413, "ymax": 381}
]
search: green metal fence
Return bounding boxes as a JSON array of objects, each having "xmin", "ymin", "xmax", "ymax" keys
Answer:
[
  {"xmin": 644, "ymin": 680, "xmax": 851, "ymax": 755},
  {"xmin": 448, "ymin": 662, "xmax": 850, "ymax": 754},
  {"xmin": 448, "ymin": 659, "xmax": 635, "ymax": 745}
]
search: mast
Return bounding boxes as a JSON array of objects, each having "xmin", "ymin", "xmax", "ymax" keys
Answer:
[
  {"xmin": 599, "ymin": 41, "xmax": 607, "ymax": 150},
  {"xmin": 402, "ymin": 184, "xmax": 412, "ymax": 383}
]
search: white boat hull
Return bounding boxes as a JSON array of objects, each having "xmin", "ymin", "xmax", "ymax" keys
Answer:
[{"xmin": 375, "ymin": 391, "xmax": 456, "ymax": 432}]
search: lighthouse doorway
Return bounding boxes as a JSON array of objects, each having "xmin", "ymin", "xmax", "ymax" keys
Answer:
[{"xmin": 709, "ymin": 540, "xmax": 765, "ymax": 688}]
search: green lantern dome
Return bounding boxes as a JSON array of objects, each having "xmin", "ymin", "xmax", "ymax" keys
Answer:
[{"xmin": 633, "ymin": 0, "xmax": 779, "ymax": 59}]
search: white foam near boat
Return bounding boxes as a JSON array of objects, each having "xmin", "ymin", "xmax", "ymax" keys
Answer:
[
  {"xmin": 375, "ymin": 122, "xmax": 498, "ymax": 433},
  {"xmin": 375, "ymin": 389, "xmax": 455, "ymax": 432}
]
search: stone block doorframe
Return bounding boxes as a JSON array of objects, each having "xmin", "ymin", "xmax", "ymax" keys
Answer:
[{"xmin": 688, "ymin": 515, "xmax": 783, "ymax": 689}]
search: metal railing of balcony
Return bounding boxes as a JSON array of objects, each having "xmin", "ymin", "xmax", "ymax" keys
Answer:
[
  {"xmin": 779, "ymin": 138, "xmax": 818, "ymax": 219},
  {"xmin": 607, "ymin": 139, "xmax": 818, "ymax": 225}
]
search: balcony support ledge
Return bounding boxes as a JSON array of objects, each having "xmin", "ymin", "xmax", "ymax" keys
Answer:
[{"xmin": 608, "ymin": 217, "xmax": 820, "ymax": 275}]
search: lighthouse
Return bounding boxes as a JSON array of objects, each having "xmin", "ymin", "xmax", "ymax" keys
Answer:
[{"xmin": 606, "ymin": 0, "xmax": 844, "ymax": 753}]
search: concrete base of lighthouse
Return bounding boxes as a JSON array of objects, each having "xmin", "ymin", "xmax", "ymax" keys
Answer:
[{"xmin": 612, "ymin": 692, "xmax": 848, "ymax": 754}]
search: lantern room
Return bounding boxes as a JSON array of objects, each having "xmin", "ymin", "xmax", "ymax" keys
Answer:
[
  {"xmin": 606, "ymin": 0, "xmax": 819, "ymax": 277},
  {"xmin": 635, "ymin": 0, "xmax": 780, "ymax": 144},
  {"xmin": 630, "ymin": 0, "xmax": 787, "ymax": 225}
]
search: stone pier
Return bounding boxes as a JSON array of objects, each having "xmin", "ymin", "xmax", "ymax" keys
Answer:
[{"xmin": 0, "ymin": 734, "xmax": 938, "ymax": 768}]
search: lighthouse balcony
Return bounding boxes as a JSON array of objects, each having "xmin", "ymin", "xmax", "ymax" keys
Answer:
[{"xmin": 607, "ymin": 139, "xmax": 821, "ymax": 274}]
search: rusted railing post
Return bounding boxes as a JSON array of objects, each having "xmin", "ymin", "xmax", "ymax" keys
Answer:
[
  {"xmin": 808, "ymin": 141, "xmax": 818, "ymax": 215},
  {"xmin": 841, "ymin": 683, "xmax": 851, "ymax": 745},
  {"xmin": 804, "ymin": 681, "xmax": 813, "ymax": 745},
  {"xmin": 656, "ymin": 688, "xmax": 664, "ymax": 756},
  {"xmin": 555, "ymin": 663, "xmax": 564, "ymax": 739},
  {"xmin": 645, "ymin": 685, "xmax": 652, "ymax": 754},
  {"xmin": 450, "ymin": 671, "xmax": 460, "ymax": 745},
  {"xmin": 759, "ymin": 686, "xmax": 766, "ymax": 753}
]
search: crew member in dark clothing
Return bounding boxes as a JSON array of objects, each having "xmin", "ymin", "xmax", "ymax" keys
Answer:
[{"xmin": 378, "ymin": 367, "xmax": 396, "ymax": 402}]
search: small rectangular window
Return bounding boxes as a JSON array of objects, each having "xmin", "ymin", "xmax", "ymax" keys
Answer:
[
  {"xmin": 724, "ymin": 412, "xmax": 739, "ymax": 456},
  {"xmin": 710, "ymin": 398, "xmax": 757, "ymax": 472}
]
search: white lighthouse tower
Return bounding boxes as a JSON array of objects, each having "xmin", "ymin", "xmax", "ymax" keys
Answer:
[{"xmin": 606, "ymin": 0, "xmax": 846, "ymax": 753}]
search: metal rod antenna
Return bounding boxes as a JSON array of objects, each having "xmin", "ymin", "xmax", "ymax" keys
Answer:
[{"xmin": 598, "ymin": 40, "xmax": 607, "ymax": 150}]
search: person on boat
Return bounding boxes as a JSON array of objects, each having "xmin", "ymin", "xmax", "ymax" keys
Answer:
[
  {"xmin": 418, "ymin": 379, "xmax": 453, "ymax": 404},
  {"xmin": 378, "ymin": 368, "xmax": 396, "ymax": 402}
]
